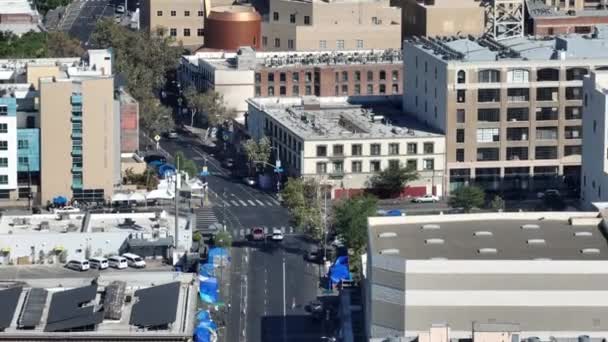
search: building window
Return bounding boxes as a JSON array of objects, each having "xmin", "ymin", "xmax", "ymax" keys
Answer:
[
  {"xmin": 183, "ymin": 28, "xmax": 190, "ymax": 36},
  {"xmin": 506, "ymin": 127, "xmax": 528, "ymax": 141},
  {"xmin": 423, "ymin": 159, "xmax": 434, "ymax": 170},
  {"xmin": 334, "ymin": 86, "xmax": 339, "ymax": 96},
  {"xmin": 319, "ymin": 40, "xmax": 326, "ymax": 49},
  {"xmin": 477, "ymin": 128, "xmax": 500, "ymax": 143},
  {"xmin": 316, "ymin": 145, "xmax": 327, "ymax": 157},
  {"xmin": 537, "ymin": 68, "xmax": 560, "ymax": 81},
  {"xmin": 184, "ymin": 10, "xmax": 190, "ymax": 16},
  {"xmin": 566, "ymin": 68, "xmax": 588, "ymax": 81},
  {"xmin": 356, "ymin": 40, "xmax": 363, "ymax": 49},
  {"xmin": 370, "ymin": 160, "xmax": 381, "ymax": 172},
  {"xmin": 255, "ymin": 86, "xmax": 261, "ymax": 96},
  {"xmin": 456, "ymin": 129, "xmax": 465, "ymax": 143},
  {"xmin": 379, "ymin": 84, "xmax": 386, "ymax": 94},
  {"xmin": 305, "ymin": 85, "xmax": 312, "ymax": 95},
  {"xmin": 0, "ymin": 106, "xmax": 7, "ymax": 116},
  {"xmin": 316, "ymin": 162, "xmax": 327, "ymax": 174},
  {"xmin": 392, "ymin": 84, "xmax": 399, "ymax": 94},
  {"xmin": 0, "ymin": 175, "xmax": 7, "ymax": 185},
  {"xmin": 290, "ymin": 14, "xmax": 296, "ymax": 23},
  {"xmin": 564, "ymin": 145, "xmax": 581, "ymax": 156},
  {"xmin": 507, "ymin": 69, "xmax": 529, "ymax": 83},
  {"xmin": 564, "ymin": 126, "xmax": 582, "ymax": 139},
  {"xmin": 354, "ymin": 71, "xmax": 361, "ymax": 81},
  {"xmin": 407, "ymin": 143, "xmax": 417, "ymax": 154},
  {"xmin": 565, "ymin": 106, "xmax": 582, "ymax": 120},
  {"xmin": 507, "ymin": 88, "xmax": 529, "ymax": 102},
  {"xmin": 456, "ymin": 149, "xmax": 464, "ymax": 162},
  {"xmin": 341, "ymin": 85, "xmax": 348, "ymax": 95},
  {"xmin": 268, "ymin": 73, "xmax": 274, "ymax": 82},
  {"xmin": 280, "ymin": 86, "xmax": 286, "ymax": 95},
  {"xmin": 157, "ymin": 10, "xmax": 163, "ymax": 16},
  {"xmin": 457, "ymin": 70, "xmax": 466, "ymax": 84},
  {"xmin": 292, "ymin": 85, "xmax": 299, "ymax": 95},
  {"xmin": 406, "ymin": 159, "xmax": 417, "ymax": 170},
  {"xmin": 536, "ymin": 107, "xmax": 558, "ymax": 121},
  {"xmin": 367, "ymin": 84, "xmax": 373, "ymax": 95},
  {"xmin": 537, "ymin": 87, "xmax": 559, "ymax": 101},
  {"xmin": 198, "ymin": 10, "xmax": 204, "ymax": 16},
  {"xmin": 333, "ymin": 144, "xmax": 344, "ymax": 156},
  {"xmin": 288, "ymin": 39, "xmax": 294, "ymax": 49},
  {"xmin": 506, "ymin": 147, "xmax": 528, "ymax": 160},
  {"xmin": 170, "ymin": 28, "xmax": 177, "ymax": 36},
  {"xmin": 354, "ymin": 84, "xmax": 361, "ymax": 95},
  {"xmin": 388, "ymin": 143, "xmax": 399, "ymax": 155},
  {"xmin": 279, "ymin": 73, "xmax": 286, "ymax": 82},
  {"xmin": 392, "ymin": 70, "xmax": 398, "ymax": 81},
  {"xmin": 536, "ymin": 127, "xmax": 558, "ymax": 140},
  {"xmin": 367, "ymin": 71, "xmax": 373, "ymax": 81},
  {"xmin": 0, "ymin": 141, "xmax": 7, "ymax": 150},
  {"xmin": 274, "ymin": 38, "xmax": 280, "ymax": 48},
  {"xmin": 292, "ymin": 72, "xmax": 299, "ymax": 82},
  {"xmin": 273, "ymin": 12, "xmax": 279, "ymax": 21},
  {"xmin": 255, "ymin": 73, "xmax": 261, "ymax": 83},
  {"xmin": 456, "ymin": 109, "xmax": 465, "ymax": 123},
  {"xmin": 0, "ymin": 158, "xmax": 7, "ymax": 167},
  {"xmin": 477, "ymin": 148, "xmax": 499, "ymax": 161},
  {"xmin": 370, "ymin": 144, "xmax": 381, "ymax": 156},
  {"xmin": 0, "ymin": 124, "xmax": 6, "ymax": 133},
  {"xmin": 171, "ymin": 10, "xmax": 176, "ymax": 16},
  {"xmin": 304, "ymin": 16, "xmax": 310, "ymax": 24},
  {"xmin": 379, "ymin": 71, "xmax": 386, "ymax": 81},
  {"xmin": 478, "ymin": 89, "xmax": 501, "ymax": 102},
  {"xmin": 535, "ymin": 146, "xmax": 558, "ymax": 160},
  {"xmin": 342, "ymin": 71, "xmax": 348, "ymax": 82},
  {"xmin": 351, "ymin": 144, "xmax": 362, "ymax": 156},
  {"xmin": 423, "ymin": 142, "xmax": 434, "ymax": 154},
  {"xmin": 478, "ymin": 69, "xmax": 501, "ymax": 83},
  {"xmin": 18, "ymin": 140, "xmax": 28, "ymax": 149},
  {"xmin": 262, "ymin": 36, "xmax": 268, "ymax": 47},
  {"xmin": 268, "ymin": 86, "xmax": 274, "ymax": 96},
  {"xmin": 18, "ymin": 156, "xmax": 28, "ymax": 166},
  {"xmin": 478, "ymin": 108, "xmax": 500, "ymax": 122},
  {"xmin": 197, "ymin": 28, "xmax": 204, "ymax": 36},
  {"xmin": 337, "ymin": 40, "xmax": 344, "ymax": 49},
  {"xmin": 351, "ymin": 161, "xmax": 362, "ymax": 173},
  {"xmin": 388, "ymin": 159, "xmax": 400, "ymax": 170},
  {"xmin": 333, "ymin": 161, "xmax": 343, "ymax": 173},
  {"xmin": 457, "ymin": 89, "xmax": 465, "ymax": 103}
]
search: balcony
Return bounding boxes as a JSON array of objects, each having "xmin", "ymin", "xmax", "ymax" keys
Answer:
[
  {"xmin": 71, "ymin": 165, "xmax": 82, "ymax": 173},
  {"xmin": 71, "ymin": 115, "xmax": 82, "ymax": 122},
  {"xmin": 72, "ymin": 180, "xmax": 83, "ymax": 189},
  {"xmin": 507, "ymin": 88, "xmax": 529, "ymax": 102},
  {"xmin": 71, "ymin": 132, "xmax": 82, "ymax": 139},
  {"xmin": 71, "ymin": 147, "xmax": 82, "ymax": 156},
  {"xmin": 536, "ymin": 87, "xmax": 559, "ymax": 102},
  {"xmin": 70, "ymin": 95, "xmax": 82, "ymax": 105}
]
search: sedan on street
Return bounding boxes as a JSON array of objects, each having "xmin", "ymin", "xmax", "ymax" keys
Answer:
[
  {"xmin": 412, "ymin": 194, "xmax": 440, "ymax": 203},
  {"xmin": 250, "ymin": 227, "xmax": 265, "ymax": 241},
  {"xmin": 271, "ymin": 228, "xmax": 284, "ymax": 241}
]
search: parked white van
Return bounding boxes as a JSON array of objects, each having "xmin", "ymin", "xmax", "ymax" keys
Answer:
[
  {"xmin": 88, "ymin": 257, "xmax": 108, "ymax": 270},
  {"xmin": 122, "ymin": 253, "xmax": 146, "ymax": 268},
  {"xmin": 66, "ymin": 259, "xmax": 90, "ymax": 271},
  {"xmin": 108, "ymin": 255, "xmax": 128, "ymax": 269}
]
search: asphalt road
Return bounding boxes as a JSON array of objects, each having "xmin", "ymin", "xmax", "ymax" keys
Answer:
[
  {"xmin": 148, "ymin": 133, "xmax": 326, "ymax": 341},
  {"xmin": 66, "ymin": 0, "xmax": 117, "ymax": 45}
]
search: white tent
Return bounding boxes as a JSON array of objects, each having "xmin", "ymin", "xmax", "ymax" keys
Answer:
[
  {"xmin": 129, "ymin": 192, "xmax": 147, "ymax": 203},
  {"xmin": 146, "ymin": 189, "xmax": 174, "ymax": 200},
  {"xmin": 111, "ymin": 192, "xmax": 130, "ymax": 202}
]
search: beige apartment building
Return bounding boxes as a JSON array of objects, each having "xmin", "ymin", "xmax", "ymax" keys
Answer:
[
  {"xmin": 261, "ymin": 0, "xmax": 401, "ymax": 51},
  {"xmin": 140, "ymin": 0, "xmax": 206, "ymax": 47},
  {"xmin": 403, "ymin": 30, "xmax": 608, "ymax": 195},
  {"xmin": 400, "ymin": 0, "xmax": 485, "ymax": 39},
  {"xmin": 39, "ymin": 76, "xmax": 120, "ymax": 204}
]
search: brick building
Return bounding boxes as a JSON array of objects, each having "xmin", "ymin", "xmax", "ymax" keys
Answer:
[
  {"xmin": 527, "ymin": 0, "xmax": 608, "ymax": 35},
  {"xmin": 179, "ymin": 47, "xmax": 403, "ymax": 123}
]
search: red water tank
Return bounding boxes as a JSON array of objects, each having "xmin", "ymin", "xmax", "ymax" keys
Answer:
[{"xmin": 204, "ymin": 5, "xmax": 261, "ymax": 50}]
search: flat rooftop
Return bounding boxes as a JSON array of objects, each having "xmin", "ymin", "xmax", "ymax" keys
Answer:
[
  {"xmin": 526, "ymin": 0, "xmax": 608, "ymax": 18},
  {"xmin": 368, "ymin": 212, "xmax": 608, "ymax": 260},
  {"xmin": 248, "ymin": 96, "xmax": 442, "ymax": 141},
  {"xmin": 0, "ymin": 0, "xmax": 38, "ymax": 15},
  {"xmin": 0, "ymin": 272, "xmax": 196, "ymax": 338},
  {"xmin": 184, "ymin": 48, "xmax": 402, "ymax": 70},
  {"xmin": 409, "ymin": 25, "xmax": 608, "ymax": 62},
  {"xmin": 593, "ymin": 70, "xmax": 608, "ymax": 92}
]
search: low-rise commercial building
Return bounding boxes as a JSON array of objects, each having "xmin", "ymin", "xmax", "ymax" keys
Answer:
[
  {"xmin": 261, "ymin": 0, "xmax": 400, "ymax": 51},
  {"xmin": 581, "ymin": 70, "xmax": 608, "ymax": 208},
  {"xmin": 0, "ymin": 0, "xmax": 42, "ymax": 36},
  {"xmin": 365, "ymin": 210, "xmax": 608, "ymax": 341},
  {"xmin": 247, "ymin": 96, "xmax": 445, "ymax": 198},
  {"xmin": 179, "ymin": 47, "xmax": 403, "ymax": 122},
  {"xmin": 527, "ymin": 0, "xmax": 608, "ymax": 36},
  {"xmin": 403, "ymin": 28, "xmax": 608, "ymax": 194}
]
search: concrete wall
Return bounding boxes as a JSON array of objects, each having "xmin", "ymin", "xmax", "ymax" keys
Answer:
[
  {"xmin": 26, "ymin": 65, "xmax": 60, "ymax": 89},
  {"xmin": 0, "ymin": 97, "xmax": 18, "ymax": 193},
  {"xmin": 401, "ymin": 0, "xmax": 484, "ymax": 39}
]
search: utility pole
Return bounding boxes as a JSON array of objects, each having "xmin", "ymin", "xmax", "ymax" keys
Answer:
[
  {"xmin": 222, "ymin": 187, "xmax": 227, "ymax": 231},
  {"xmin": 323, "ymin": 181, "xmax": 328, "ymax": 263},
  {"xmin": 174, "ymin": 157, "xmax": 180, "ymax": 250},
  {"xmin": 27, "ymin": 163, "xmax": 32, "ymax": 211}
]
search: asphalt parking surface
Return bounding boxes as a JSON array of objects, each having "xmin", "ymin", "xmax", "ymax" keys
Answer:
[{"xmin": 0, "ymin": 262, "xmax": 173, "ymax": 280}]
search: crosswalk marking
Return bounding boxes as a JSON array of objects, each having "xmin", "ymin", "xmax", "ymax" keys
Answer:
[
  {"xmin": 255, "ymin": 200, "xmax": 265, "ymax": 206},
  {"xmin": 239, "ymin": 200, "xmax": 248, "ymax": 206},
  {"xmin": 230, "ymin": 200, "xmax": 239, "ymax": 206},
  {"xmin": 247, "ymin": 200, "xmax": 255, "ymax": 206},
  {"xmin": 264, "ymin": 201, "xmax": 275, "ymax": 206}
]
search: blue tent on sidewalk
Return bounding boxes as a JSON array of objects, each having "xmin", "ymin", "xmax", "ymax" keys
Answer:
[
  {"xmin": 328, "ymin": 255, "xmax": 352, "ymax": 287},
  {"xmin": 52, "ymin": 196, "xmax": 68, "ymax": 206},
  {"xmin": 194, "ymin": 310, "xmax": 218, "ymax": 342},
  {"xmin": 199, "ymin": 263, "xmax": 216, "ymax": 277},
  {"xmin": 207, "ymin": 247, "xmax": 230, "ymax": 266},
  {"xmin": 198, "ymin": 275, "xmax": 218, "ymax": 304}
]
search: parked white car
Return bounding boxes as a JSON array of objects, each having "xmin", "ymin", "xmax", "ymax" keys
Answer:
[
  {"xmin": 412, "ymin": 194, "xmax": 440, "ymax": 203},
  {"xmin": 271, "ymin": 228, "xmax": 284, "ymax": 241},
  {"xmin": 108, "ymin": 255, "xmax": 128, "ymax": 269},
  {"xmin": 88, "ymin": 257, "xmax": 108, "ymax": 270},
  {"xmin": 66, "ymin": 259, "xmax": 90, "ymax": 271},
  {"xmin": 122, "ymin": 253, "xmax": 146, "ymax": 268}
]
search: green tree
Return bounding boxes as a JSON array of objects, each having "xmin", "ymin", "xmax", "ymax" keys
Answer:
[
  {"xmin": 183, "ymin": 87, "xmax": 236, "ymax": 127},
  {"xmin": 448, "ymin": 185, "xmax": 485, "ymax": 213},
  {"xmin": 490, "ymin": 195, "xmax": 505, "ymax": 211},
  {"xmin": 0, "ymin": 31, "xmax": 47, "ymax": 58},
  {"xmin": 34, "ymin": 0, "xmax": 71, "ymax": 14},
  {"xmin": 242, "ymin": 136, "xmax": 271, "ymax": 175},
  {"xmin": 281, "ymin": 178, "xmax": 326, "ymax": 240},
  {"xmin": 213, "ymin": 231, "xmax": 232, "ymax": 248},
  {"xmin": 47, "ymin": 31, "xmax": 84, "ymax": 57},
  {"xmin": 139, "ymin": 98, "xmax": 174, "ymax": 135},
  {"xmin": 174, "ymin": 151, "xmax": 198, "ymax": 177},
  {"xmin": 368, "ymin": 164, "xmax": 419, "ymax": 198},
  {"xmin": 332, "ymin": 195, "xmax": 378, "ymax": 274}
]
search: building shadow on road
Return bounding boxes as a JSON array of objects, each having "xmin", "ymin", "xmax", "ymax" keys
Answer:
[{"xmin": 260, "ymin": 315, "xmax": 333, "ymax": 342}]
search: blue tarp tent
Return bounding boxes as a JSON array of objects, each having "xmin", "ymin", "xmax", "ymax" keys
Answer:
[
  {"xmin": 207, "ymin": 247, "xmax": 230, "ymax": 266},
  {"xmin": 386, "ymin": 209, "xmax": 404, "ymax": 217},
  {"xmin": 157, "ymin": 164, "xmax": 176, "ymax": 178},
  {"xmin": 148, "ymin": 160, "xmax": 164, "ymax": 168},
  {"xmin": 328, "ymin": 255, "xmax": 352, "ymax": 286},
  {"xmin": 199, "ymin": 263, "xmax": 216, "ymax": 277},
  {"xmin": 198, "ymin": 275, "xmax": 218, "ymax": 304},
  {"xmin": 52, "ymin": 196, "xmax": 68, "ymax": 206},
  {"xmin": 194, "ymin": 310, "xmax": 218, "ymax": 342}
]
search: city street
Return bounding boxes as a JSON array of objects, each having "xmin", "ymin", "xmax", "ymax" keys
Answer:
[
  {"xmin": 150, "ymin": 133, "xmax": 327, "ymax": 342},
  {"xmin": 66, "ymin": 0, "xmax": 116, "ymax": 45}
]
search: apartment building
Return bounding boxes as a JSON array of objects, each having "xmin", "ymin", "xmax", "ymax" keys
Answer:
[
  {"xmin": 581, "ymin": 70, "xmax": 608, "ymax": 208},
  {"xmin": 527, "ymin": 0, "xmax": 608, "ymax": 35},
  {"xmin": 403, "ymin": 29, "xmax": 608, "ymax": 194},
  {"xmin": 140, "ymin": 0, "xmax": 205, "ymax": 47},
  {"xmin": 400, "ymin": 0, "xmax": 485, "ymax": 39},
  {"xmin": 247, "ymin": 96, "xmax": 445, "ymax": 198},
  {"xmin": 260, "ymin": 0, "xmax": 400, "ymax": 51},
  {"xmin": 178, "ymin": 47, "xmax": 403, "ymax": 123}
]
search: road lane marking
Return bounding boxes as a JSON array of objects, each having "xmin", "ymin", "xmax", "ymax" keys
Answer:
[
  {"xmin": 271, "ymin": 199, "xmax": 281, "ymax": 205},
  {"xmin": 264, "ymin": 201, "xmax": 274, "ymax": 206},
  {"xmin": 255, "ymin": 200, "xmax": 265, "ymax": 206},
  {"xmin": 247, "ymin": 200, "xmax": 255, "ymax": 206},
  {"xmin": 230, "ymin": 200, "xmax": 239, "ymax": 206},
  {"xmin": 238, "ymin": 200, "xmax": 248, "ymax": 206}
]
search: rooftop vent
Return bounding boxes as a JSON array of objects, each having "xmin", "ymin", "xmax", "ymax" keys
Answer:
[
  {"xmin": 527, "ymin": 239, "xmax": 546, "ymax": 245},
  {"xmin": 474, "ymin": 231, "xmax": 493, "ymax": 237},
  {"xmin": 574, "ymin": 231, "xmax": 593, "ymax": 237},
  {"xmin": 421, "ymin": 224, "xmax": 440, "ymax": 230},
  {"xmin": 521, "ymin": 224, "xmax": 540, "ymax": 230},
  {"xmin": 379, "ymin": 248, "xmax": 399, "ymax": 255},
  {"xmin": 378, "ymin": 232, "xmax": 397, "ymax": 238},
  {"xmin": 425, "ymin": 238, "xmax": 445, "ymax": 245},
  {"xmin": 581, "ymin": 248, "xmax": 600, "ymax": 255},
  {"xmin": 478, "ymin": 248, "xmax": 498, "ymax": 254}
]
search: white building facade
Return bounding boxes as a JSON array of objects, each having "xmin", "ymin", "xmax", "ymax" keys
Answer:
[
  {"xmin": 581, "ymin": 70, "xmax": 608, "ymax": 208},
  {"xmin": 247, "ymin": 96, "xmax": 445, "ymax": 198}
]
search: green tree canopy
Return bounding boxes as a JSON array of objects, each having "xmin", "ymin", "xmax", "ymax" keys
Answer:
[
  {"xmin": 139, "ymin": 98, "xmax": 174, "ymax": 135},
  {"xmin": 448, "ymin": 185, "xmax": 485, "ymax": 213},
  {"xmin": 281, "ymin": 178, "xmax": 327, "ymax": 240},
  {"xmin": 213, "ymin": 231, "xmax": 232, "ymax": 248},
  {"xmin": 47, "ymin": 31, "xmax": 84, "ymax": 57},
  {"xmin": 368, "ymin": 163, "xmax": 419, "ymax": 198},
  {"xmin": 332, "ymin": 195, "xmax": 378, "ymax": 256},
  {"xmin": 490, "ymin": 195, "xmax": 505, "ymax": 211},
  {"xmin": 242, "ymin": 136, "xmax": 271, "ymax": 175},
  {"xmin": 183, "ymin": 86, "xmax": 236, "ymax": 127},
  {"xmin": 34, "ymin": 0, "xmax": 71, "ymax": 14},
  {"xmin": 174, "ymin": 151, "xmax": 198, "ymax": 177},
  {"xmin": 0, "ymin": 31, "xmax": 84, "ymax": 59}
]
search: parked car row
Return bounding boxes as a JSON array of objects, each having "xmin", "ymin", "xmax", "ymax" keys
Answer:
[
  {"xmin": 66, "ymin": 253, "xmax": 146, "ymax": 271},
  {"xmin": 248, "ymin": 227, "xmax": 284, "ymax": 241}
]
